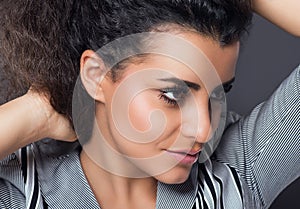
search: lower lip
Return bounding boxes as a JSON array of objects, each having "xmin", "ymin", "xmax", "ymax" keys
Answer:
[{"xmin": 167, "ymin": 151, "xmax": 199, "ymax": 165}]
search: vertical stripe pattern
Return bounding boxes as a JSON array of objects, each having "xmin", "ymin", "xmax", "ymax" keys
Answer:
[{"xmin": 21, "ymin": 145, "xmax": 45, "ymax": 209}]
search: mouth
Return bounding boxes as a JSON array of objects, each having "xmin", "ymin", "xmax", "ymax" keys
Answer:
[{"xmin": 165, "ymin": 149, "xmax": 201, "ymax": 165}]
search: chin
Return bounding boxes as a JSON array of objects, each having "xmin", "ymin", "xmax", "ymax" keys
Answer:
[{"xmin": 154, "ymin": 166, "xmax": 191, "ymax": 184}]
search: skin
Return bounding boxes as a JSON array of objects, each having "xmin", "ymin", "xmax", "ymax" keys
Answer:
[
  {"xmin": 1, "ymin": 0, "xmax": 299, "ymax": 160},
  {"xmin": 0, "ymin": 91, "xmax": 76, "ymax": 160},
  {"xmin": 253, "ymin": 0, "xmax": 300, "ymax": 37},
  {"xmin": 80, "ymin": 29, "xmax": 239, "ymax": 209},
  {"xmin": 0, "ymin": 1, "xmax": 298, "ymax": 208}
]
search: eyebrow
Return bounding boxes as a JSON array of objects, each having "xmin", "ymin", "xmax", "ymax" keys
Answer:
[
  {"xmin": 158, "ymin": 76, "xmax": 236, "ymax": 92},
  {"xmin": 158, "ymin": 77, "xmax": 201, "ymax": 91}
]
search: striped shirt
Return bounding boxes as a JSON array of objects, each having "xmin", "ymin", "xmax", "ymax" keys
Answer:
[{"xmin": 0, "ymin": 66, "xmax": 299, "ymax": 209}]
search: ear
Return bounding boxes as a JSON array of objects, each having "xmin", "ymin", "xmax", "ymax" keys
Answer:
[{"xmin": 80, "ymin": 50, "xmax": 106, "ymax": 103}]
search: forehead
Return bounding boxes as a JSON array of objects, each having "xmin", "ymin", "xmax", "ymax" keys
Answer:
[
  {"xmin": 117, "ymin": 31, "xmax": 239, "ymax": 88},
  {"xmin": 175, "ymin": 31, "xmax": 239, "ymax": 81}
]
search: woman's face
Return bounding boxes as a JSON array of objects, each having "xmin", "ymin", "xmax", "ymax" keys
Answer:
[{"xmin": 81, "ymin": 30, "xmax": 239, "ymax": 184}]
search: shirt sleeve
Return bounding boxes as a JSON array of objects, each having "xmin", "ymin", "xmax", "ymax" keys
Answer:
[
  {"xmin": 214, "ymin": 65, "xmax": 300, "ymax": 208},
  {"xmin": 0, "ymin": 153, "xmax": 26, "ymax": 208}
]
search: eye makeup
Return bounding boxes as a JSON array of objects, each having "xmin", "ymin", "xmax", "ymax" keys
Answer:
[
  {"xmin": 158, "ymin": 77, "xmax": 201, "ymax": 91},
  {"xmin": 157, "ymin": 76, "xmax": 235, "ymax": 107},
  {"xmin": 156, "ymin": 77, "xmax": 199, "ymax": 107},
  {"xmin": 158, "ymin": 85, "xmax": 190, "ymax": 107},
  {"xmin": 209, "ymin": 77, "xmax": 235, "ymax": 101}
]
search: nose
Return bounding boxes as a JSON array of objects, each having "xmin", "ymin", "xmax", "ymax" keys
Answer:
[{"xmin": 180, "ymin": 96, "xmax": 212, "ymax": 144}]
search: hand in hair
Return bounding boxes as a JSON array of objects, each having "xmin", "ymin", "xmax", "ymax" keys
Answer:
[{"xmin": 0, "ymin": 90, "xmax": 77, "ymax": 160}]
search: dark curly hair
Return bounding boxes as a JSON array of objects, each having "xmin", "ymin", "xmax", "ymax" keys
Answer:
[{"xmin": 0, "ymin": 0, "xmax": 252, "ymax": 123}]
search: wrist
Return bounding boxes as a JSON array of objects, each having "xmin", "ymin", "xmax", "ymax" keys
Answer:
[{"xmin": 21, "ymin": 92, "xmax": 51, "ymax": 142}]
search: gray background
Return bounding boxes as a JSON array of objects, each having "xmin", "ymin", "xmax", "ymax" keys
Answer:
[
  {"xmin": 0, "ymin": 14, "xmax": 299, "ymax": 208},
  {"xmin": 227, "ymin": 14, "xmax": 300, "ymax": 209}
]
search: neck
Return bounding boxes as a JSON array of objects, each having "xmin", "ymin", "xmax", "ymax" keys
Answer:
[{"xmin": 80, "ymin": 150, "xmax": 157, "ymax": 209}]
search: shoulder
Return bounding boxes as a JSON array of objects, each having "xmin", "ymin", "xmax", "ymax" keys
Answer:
[
  {"xmin": 0, "ymin": 150, "xmax": 23, "ymax": 187},
  {"xmin": 0, "ymin": 150, "xmax": 25, "ymax": 208}
]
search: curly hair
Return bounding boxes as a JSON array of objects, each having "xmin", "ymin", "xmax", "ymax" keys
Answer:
[{"xmin": 0, "ymin": 0, "xmax": 252, "ymax": 123}]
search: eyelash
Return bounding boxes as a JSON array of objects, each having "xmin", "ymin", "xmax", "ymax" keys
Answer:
[
  {"xmin": 158, "ymin": 83, "xmax": 232, "ymax": 107},
  {"xmin": 223, "ymin": 84, "xmax": 233, "ymax": 93},
  {"xmin": 158, "ymin": 87, "xmax": 189, "ymax": 107},
  {"xmin": 158, "ymin": 93, "xmax": 178, "ymax": 106}
]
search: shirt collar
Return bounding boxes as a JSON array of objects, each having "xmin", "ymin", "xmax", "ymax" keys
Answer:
[{"xmin": 33, "ymin": 141, "xmax": 198, "ymax": 209}]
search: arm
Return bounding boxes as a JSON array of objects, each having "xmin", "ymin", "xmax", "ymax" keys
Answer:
[
  {"xmin": 215, "ymin": 66, "xmax": 300, "ymax": 208},
  {"xmin": 253, "ymin": 0, "xmax": 300, "ymax": 37},
  {"xmin": 0, "ymin": 91, "xmax": 76, "ymax": 160}
]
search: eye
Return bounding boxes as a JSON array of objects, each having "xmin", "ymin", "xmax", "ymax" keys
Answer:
[
  {"xmin": 158, "ymin": 87, "xmax": 189, "ymax": 107},
  {"xmin": 164, "ymin": 92, "xmax": 177, "ymax": 100},
  {"xmin": 223, "ymin": 84, "xmax": 233, "ymax": 93},
  {"xmin": 210, "ymin": 87, "xmax": 226, "ymax": 102}
]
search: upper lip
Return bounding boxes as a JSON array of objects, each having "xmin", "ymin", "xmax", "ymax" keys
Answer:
[{"xmin": 166, "ymin": 149, "xmax": 201, "ymax": 156}]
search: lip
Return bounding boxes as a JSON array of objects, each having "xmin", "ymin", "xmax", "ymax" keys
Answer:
[{"xmin": 165, "ymin": 149, "xmax": 201, "ymax": 165}]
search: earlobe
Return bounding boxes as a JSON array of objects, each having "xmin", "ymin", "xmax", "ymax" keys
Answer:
[{"xmin": 80, "ymin": 50, "xmax": 107, "ymax": 103}]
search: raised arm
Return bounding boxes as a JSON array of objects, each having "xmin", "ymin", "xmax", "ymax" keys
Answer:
[
  {"xmin": 253, "ymin": 0, "xmax": 300, "ymax": 37},
  {"xmin": 216, "ymin": 66, "xmax": 300, "ymax": 208},
  {"xmin": 0, "ymin": 91, "xmax": 76, "ymax": 160}
]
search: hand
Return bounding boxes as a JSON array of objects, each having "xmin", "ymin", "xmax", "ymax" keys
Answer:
[{"xmin": 0, "ymin": 90, "xmax": 77, "ymax": 159}]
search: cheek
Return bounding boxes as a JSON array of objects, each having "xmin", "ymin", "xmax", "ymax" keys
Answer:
[
  {"xmin": 128, "ymin": 92, "xmax": 181, "ymax": 135},
  {"xmin": 128, "ymin": 93, "xmax": 158, "ymax": 132}
]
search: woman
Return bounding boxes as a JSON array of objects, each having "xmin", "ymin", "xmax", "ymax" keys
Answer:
[{"xmin": 0, "ymin": 0, "xmax": 299, "ymax": 208}]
